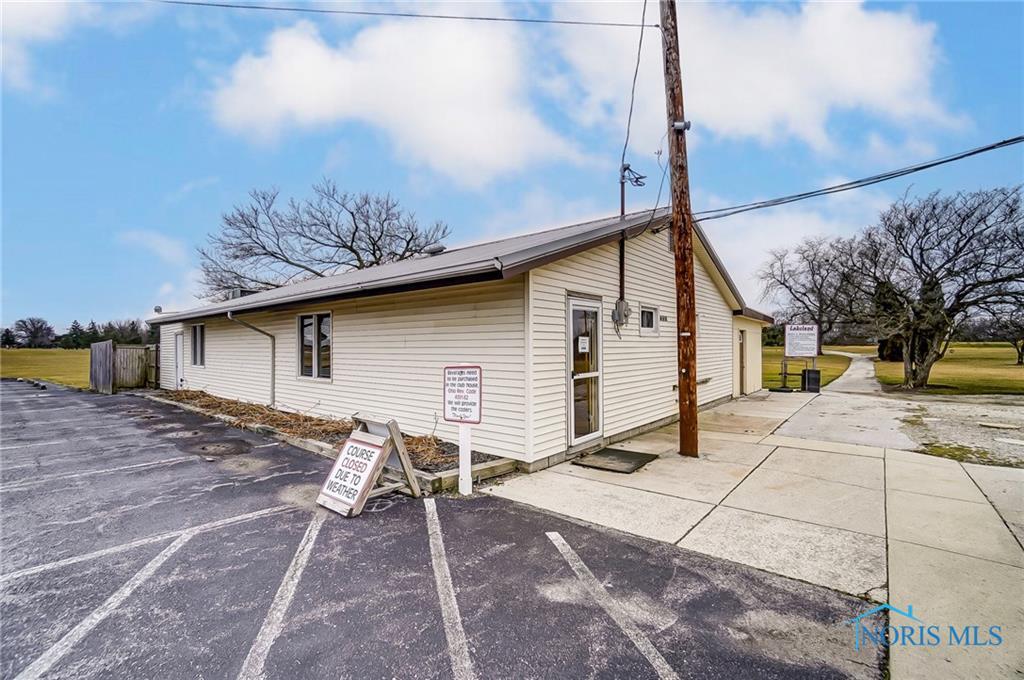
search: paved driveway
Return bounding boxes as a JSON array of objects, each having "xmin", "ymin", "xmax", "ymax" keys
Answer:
[
  {"xmin": 1, "ymin": 381, "xmax": 884, "ymax": 679},
  {"xmin": 489, "ymin": 384, "xmax": 1024, "ymax": 679}
]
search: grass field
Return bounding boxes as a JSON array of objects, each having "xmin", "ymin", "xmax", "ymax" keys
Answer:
[
  {"xmin": 761, "ymin": 347, "xmax": 851, "ymax": 389},
  {"xmin": 762, "ymin": 342, "xmax": 1023, "ymax": 395},
  {"xmin": 0, "ymin": 349, "xmax": 90, "ymax": 389},
  {"xmin": 871, "ymin": 342, "xmax": 1022, "ymax": 395}
]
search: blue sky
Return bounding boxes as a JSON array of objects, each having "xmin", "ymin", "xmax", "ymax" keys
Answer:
[{"xmin": 3, "ymin": 1, "xmax": 1022, "ymax": 331}]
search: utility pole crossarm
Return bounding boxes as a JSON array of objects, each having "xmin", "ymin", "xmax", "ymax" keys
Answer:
[{"xmin": 660, "ymin": 0, "xmax": 700, "ymax": 457}]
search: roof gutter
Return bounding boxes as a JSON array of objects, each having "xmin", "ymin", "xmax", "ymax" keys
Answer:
[{"xmin": 226, "ymin": 311, "xmax": 275, "ymax": 408}]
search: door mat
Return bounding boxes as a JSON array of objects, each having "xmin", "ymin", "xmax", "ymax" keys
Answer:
[{"xmin": 572, "ymin": 448, "xmax": 659, "ymax": 474}]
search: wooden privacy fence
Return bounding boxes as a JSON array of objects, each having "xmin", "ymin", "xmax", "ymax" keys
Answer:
[{"xmin": 90, "ymin": 342, "xmax": 159, "ymax": 394}]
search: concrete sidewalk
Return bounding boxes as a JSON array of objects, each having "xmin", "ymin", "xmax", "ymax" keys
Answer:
[{"xmin": 485, "ymin": 390, "xmax": 1024, "ymax": 679}]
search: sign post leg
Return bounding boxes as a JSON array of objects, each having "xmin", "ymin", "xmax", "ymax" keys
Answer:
[{"xmin": 459, "ymin": 423, "xmax": 472, "ymax": 496}]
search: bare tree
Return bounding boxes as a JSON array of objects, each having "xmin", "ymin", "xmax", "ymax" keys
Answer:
[
  {"xmin": 974, "ymin": 301, "xmax": 1024, "ymax": 366},
  {"xmin": 14, "ymin": 318, "xmax": 55, "ymax": 348},
  {"xmin": 198, "ymin": 179, "xmax": 450, "ymax": 299},
  {"xmin": 758, "ymin": 237, "xmax": 850, "ymax": 353},
  {"xmin": 843, "ymin": 187, "xmax": 1024, "ymax": 388}
]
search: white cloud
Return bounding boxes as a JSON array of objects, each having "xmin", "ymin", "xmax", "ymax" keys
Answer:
[
  {"xmin": 210, "ymin": 19, "xmax": 582, "ymax": 187},
  {"xmin": 2, "ymin": 2, "xmax": 95, "ymax": 91},
  {"xmin": 697, "ymin": 183, "xmax": 893, "ymax": 309},
  {"xmin": 863, "ymin": 132, "xmax": 939, "ymax": 166},
  {"xmin": 151, "ymin": 268, "xmax": 206, "ymax": 318},
  {"xmin": 551, "ymin": 2, "xmax": 961, "ymax": 155},
  {"xmin": 479, "ymin": 188, "xmax": 604, "ymax": 242},
  {"xmin": 117, "ymin": 230, "xmax": 190, "ymax": 267},
  {"xmin": 165, "ymin": 176, "xmax": 220, "ymax": 203},
  {"xmin": 2, "ymin": 1, "xmax": 155, "ymax": 92}
]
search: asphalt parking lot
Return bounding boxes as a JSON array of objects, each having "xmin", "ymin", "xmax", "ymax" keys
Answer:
[{"xmin": 1, "ymin": 381, "xmax": 885, "ymax": 679}]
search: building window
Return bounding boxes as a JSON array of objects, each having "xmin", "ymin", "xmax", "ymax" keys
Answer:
[
  {"xmin": 640, "ymin": 305, "xmax": 659, "ymax": 336},
  {"xmin": 299, "ymin": 313, "xmax": 331, "ymax": 379},
  {"xmin": 190, "ymin": 324, "xmax": 205, "ymax": 366}
]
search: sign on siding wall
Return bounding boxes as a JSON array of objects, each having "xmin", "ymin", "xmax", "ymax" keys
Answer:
[
  {"xmin": 443, "ymin": 365, "xmax": 482, "ymax": 424},
  {"xmin": 784, "ymin": 324, "xmax": 819, "ymax": 357}
]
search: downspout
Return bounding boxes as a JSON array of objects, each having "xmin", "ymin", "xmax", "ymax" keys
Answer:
[{"xmin": 227, "ymin": 311, "xmax": 275, "ymax": 408}]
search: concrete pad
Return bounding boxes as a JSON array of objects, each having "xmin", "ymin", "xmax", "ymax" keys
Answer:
[
  {"xmin": 698, "ymin": 412, "xmax": 780, "ymax": 437},
  {"xmin": 774, "ymin": 388, "xmax": 918, "ymax": 450},
  {"xmin": 885, "ymin": 448, "xmax": 962, "ymax": 468},
  {"xmin": 697, "ymin": 429, "xmax": 765, "ymax": 445},
  {"xmin": 693, "ymin": 437, "xmax": 776, "ymax": 466},
  {"xmin": 724, "ymin": 468, "xmax": 886, "ymax": 537},
  {"xmin": 760, "ymin": 434, "xmax": 885, "ymax": 458},
  {"xmin": 886, "ymin": 489, "xmax": 1024, "ymax": 567},
  {"xmin": 483, "ymin": 471, "xmax": 713, "ymax": 543},
  {"xmin": 762, "ymin": 447, "xmax": 884, "ymax": 489},
  {"xmin": 961, "ymin": 463, "xmax": 1024, "ymax": 545},
  {"xmin": 679, "ymin": 506, "xmax": 887, "ymax": 598},
  {"xmin": 606, "ymin": 431, "xmax": 677, "ymax": 455},
  {"xmin": 888, "ymin": 540, "xmax": 1024, "ymax": 680},
  {"xmin": 885, "ymin": 459, "xmax": 988, "ymax": 504},
  {"xmin": 552, "ymin": 455, "xmax": 752, "ymax": 505}
]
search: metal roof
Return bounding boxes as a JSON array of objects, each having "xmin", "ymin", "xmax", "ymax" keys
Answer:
[{"xmin": 150, "ymin": 208, "xmax": 767, "ymax": 324}]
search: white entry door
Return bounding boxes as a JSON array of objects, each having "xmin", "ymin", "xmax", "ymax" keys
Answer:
[
  {"xmin": 568, "ymin": 298, "xmax": 601, "ymax": 445},
  {"xmin": 174, "ymin": 332, "xmax": 184, "ymax": 388}
]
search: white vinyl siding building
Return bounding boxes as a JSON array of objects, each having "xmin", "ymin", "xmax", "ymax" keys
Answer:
[
  {"xmin": 155, "ymin": 210, "xmax": 769, "ymax": 467},
  {"xmin": 526, "ymin": 228, "xmax": 734, "ymax": 461}
]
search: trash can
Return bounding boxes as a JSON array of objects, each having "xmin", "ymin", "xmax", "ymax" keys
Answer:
[{"xmin": 801, "ymin": 369, "xmax": 821, "ymax": 393}]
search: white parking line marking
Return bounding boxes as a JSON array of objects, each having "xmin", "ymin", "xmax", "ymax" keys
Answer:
[
  {"xmin": 0, "ymin": 431, "xmax": 149, "ymax": 452},
  {"xmin": 546, "ymin": 532, "xmax": 679, "ymax": 680},
  {"xmin": 0, "ymin": 440, "xmax": 70, "ymax": 451},
  {"xmin": 0, "ymin": 443, "xmax": 180, "ymax": 472},
  {"xmin": 424, "ymin": 498, "xmax": 476, "ymax": 680},
  {"xmin": 0, "ymin": 505, "xmax": 294, "ymax": 585},
  {"xmin": 253, "ymin": 443, "xmax": 279, "ymax": 449},
  {"xmin": 237, "ymin": 510, "xmax": 327, "ymax": 680},
  {"xmin": 0, "ymin": 456, "xmax": 196, "ymax": 492},
  {"xmin": 3, "ymin": 405, "xmax": 93, "ymax": 415},
  {"xmin": 4, "ymin": 420, "xmax": 127, "ymax": 431},
  {"xmin": 15, "ymin": 533, "xmax": 193, "ymax": 680}
]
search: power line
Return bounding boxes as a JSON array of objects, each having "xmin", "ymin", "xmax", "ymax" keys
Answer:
[
  {"xmin": 693, "ymin": 135, "xmax": 1024, "ymax": 222},
  {"xmin": 620, "ymin": 0, "xmax": 649, "ymax": 171},
  {"xmin": 156, "ymin": 0, "xmax": 661, "ymax": 28}
]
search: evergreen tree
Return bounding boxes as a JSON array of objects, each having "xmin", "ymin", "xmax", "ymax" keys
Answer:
[
  {"xmin": 68, "ymin": 320, "xmax": 86, "ymax": 348},
  {"xmin": 85, "ymin": 321, "xmax": 100, "ymax": 344},
  {"xmin": 1, "ymin": 328, "xmax": 16, "ymax": 348}
]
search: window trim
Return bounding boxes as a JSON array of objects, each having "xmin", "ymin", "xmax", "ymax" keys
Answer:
[
  {"xmin": 639, "ymin": 304, "xmax": 659, "ymax": 337},
  {"xmin": 190, "ymin": 324, "xmax": 205, "ymax": 367},
  {"xmin": 296, "ymin": 311, "xmax": 333, "ymax": 381}
]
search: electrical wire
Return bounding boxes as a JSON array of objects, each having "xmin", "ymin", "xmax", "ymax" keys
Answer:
[
  {"xmin": 694, "ymin": 135, "xmax": 1024, "ymax": 222},
  {"xmin": 156, "ymin": 0, "xmax": 661, "ymax": 28},
  {"xmin": 638, "ymin": 131, "xmax": 670, "ymax": 233},
  {"xmin": 620, "ymin": 0, "xmax": 649, "ymax": 173}
]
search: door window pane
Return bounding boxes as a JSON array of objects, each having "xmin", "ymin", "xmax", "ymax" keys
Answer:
[
  {"xmin": 572, "ymin": 308, "xmax": 597, "ymax": 374},
  {"xmin": 573, "ymin": 376, "xmax": 599, "ymax": 438}
]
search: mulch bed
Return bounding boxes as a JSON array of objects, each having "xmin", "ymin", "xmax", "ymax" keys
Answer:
[{"xmin": 158, "ymin": 390, "xmax": 496, "ymax": 473}]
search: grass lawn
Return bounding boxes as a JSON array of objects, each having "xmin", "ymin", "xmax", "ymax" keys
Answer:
[
  {"xmin": 1, "ymin": 348, "xmax": 90, "ymax": 389},
  {"xmin": 762, "ymin": 346, "xmax": 851, "ymax": 389},
  {"xmin": 870, "ymin": 342, "xmax": 1023, "ymax": 395}
]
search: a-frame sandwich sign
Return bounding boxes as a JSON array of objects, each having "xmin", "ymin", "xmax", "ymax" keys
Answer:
[{"xmin": 316, "ymin": 413, "xmax": 420, "ymax": 517}]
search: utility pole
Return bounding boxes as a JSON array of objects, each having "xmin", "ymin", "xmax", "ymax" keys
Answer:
[{"xmin": 659, "ymin": 0, "xmax": 699, "ymax": 457}]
